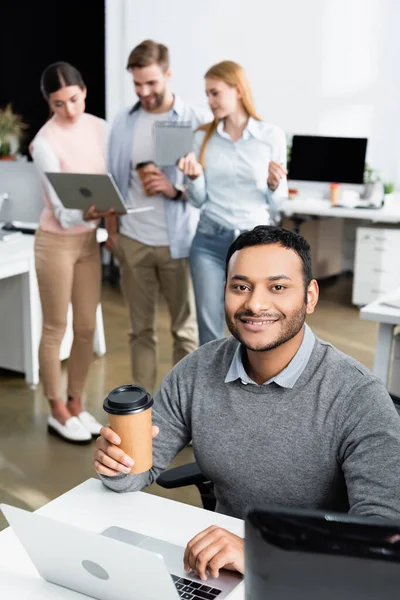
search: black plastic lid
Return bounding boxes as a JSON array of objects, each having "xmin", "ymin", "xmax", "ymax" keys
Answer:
[
  {"xmin": 136, "ymin": 161, "xmax": 155, "ymax": 169},
  {"xmin": 103, "ymin": 385, "xmax": 153, "ymax": 415}
]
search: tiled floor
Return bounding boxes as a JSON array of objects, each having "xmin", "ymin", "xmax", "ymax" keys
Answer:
[{"xmin": 0, "ymin": 274, "xmax": 378, "ymax": 530}]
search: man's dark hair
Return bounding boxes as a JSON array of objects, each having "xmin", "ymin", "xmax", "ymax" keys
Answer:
[{"xmin": 225, "ymin": 226, "xmax": 313, "ymax": 291}]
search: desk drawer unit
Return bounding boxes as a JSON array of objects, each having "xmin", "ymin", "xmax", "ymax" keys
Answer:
[{"xmin": 353, "ymin": 227, "xmax": 400, "ymax": 305}]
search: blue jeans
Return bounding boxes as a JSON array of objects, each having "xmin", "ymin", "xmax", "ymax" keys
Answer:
[{"xmin": 190, "ymin": 214, "xmax": 246, "ymax": 345}]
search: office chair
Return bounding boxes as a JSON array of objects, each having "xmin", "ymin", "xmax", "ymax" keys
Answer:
[
  {"xmin": 390, "ymin": 394, "xmax": 400, "ymax": 416},
  {"xmin": 288, "ymin": 214, "xmax": 314, "ymax": 234},
  {"xmin": 157, "ymin": 462, "xmax": 216, "ymax": 512}
]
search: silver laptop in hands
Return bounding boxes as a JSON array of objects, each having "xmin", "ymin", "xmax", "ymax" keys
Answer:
[
  {"xmin": 1, "ymin": 504, "xmax": 241, "ymax": 600},
  {"xmin": 45, "ymin": 172, "xmax": 154, "ymax": 216}
]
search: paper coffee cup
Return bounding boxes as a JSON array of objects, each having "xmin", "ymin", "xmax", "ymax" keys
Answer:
[
  {"xmin": 103, "ymin": 385, "xmax": 154, "ymax": 474},
  {"xmin": 136, "ymin": 161, "xmax": 158, "ymax": 197}
]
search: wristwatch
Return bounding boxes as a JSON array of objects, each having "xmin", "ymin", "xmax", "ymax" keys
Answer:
[{"xmin": 172, "ymin": 184, "xmax": 185, "ymax": 200}]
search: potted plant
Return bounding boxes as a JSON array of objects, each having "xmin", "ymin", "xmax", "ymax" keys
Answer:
[
  {"xmin": 383, "ymin": 182, "xmax": 395, "ymax": 197},
  {"xmin": 0, "ymin": 104, "xmax": 28, "ymax": 161},
  {"xmin": 364, "ymin": 162, "xmax": 380, "ymax": 184}
]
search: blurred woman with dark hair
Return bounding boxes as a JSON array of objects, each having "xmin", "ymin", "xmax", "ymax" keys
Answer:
[{"xmin": 31, "ymin": 62, "xmax": 106, "ymax": 443}]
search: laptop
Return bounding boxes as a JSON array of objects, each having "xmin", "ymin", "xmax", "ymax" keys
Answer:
[
  {"xmin": 45, "ymin": 172, "xmax": 154, "ymax": 216},
  {"xmin": 1, "ymin": 503, "xmax": 241, "ymax": 600},
  {"xmin": 245, "ymin": 505, "xmax": 400, "ymax": 600}
]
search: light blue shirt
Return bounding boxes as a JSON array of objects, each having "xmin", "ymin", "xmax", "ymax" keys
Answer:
[
  {"xmin": 225, "ymin": 324, "xmax": 316, "ymax": 388},
  {"xmin": 186, "ymin": 118, "xmax": 288, "ymax": 230},
  {"xmin": 107, "ymin": 96, "xmax": 209, "ymax": 259}
]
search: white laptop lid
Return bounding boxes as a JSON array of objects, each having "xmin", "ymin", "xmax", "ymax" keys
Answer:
[{"xmin": 1, "ymin": 503, "xmax": 179, "ymax": 600}]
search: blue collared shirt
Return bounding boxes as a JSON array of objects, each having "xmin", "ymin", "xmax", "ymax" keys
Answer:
[
  {"xmin": 186, "ymin": 118, "xmax": 288, "ymax": 230},
  {"xmin": 225, "ymin": 324, "xmax": 315, "ymax": 388},
  {"xmin": 107, "ymin": 96, "xmax": 210, "ymax": 259}
]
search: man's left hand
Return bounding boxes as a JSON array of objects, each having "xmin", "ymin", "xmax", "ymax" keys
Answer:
[
  {"xmin": 267, "ymin": 161, "xmax": 287, "ymax": 191},
  {"xmin": 142, "ymin": 171, "xmax": 176, "ymax": 198},
  {"xmin": 84, "ymin": 205, "xmax": 119, "ymax": 221},
  {"xmin": 183, "ymin": 526, "xmax": 244, "ymax": 581}
]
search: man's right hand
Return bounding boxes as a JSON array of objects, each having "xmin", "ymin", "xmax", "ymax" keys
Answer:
[
  {"xmin": 104, "ymin": 214, "xmax": 119, "ymax": 253},
  {"xmin": 177, "ymin": 152, "xmax": 203, "ymax": 180},
  {"xmin": 93, "ymin": 425, "xmax": 160, "ymax": 477},
  {"xmin": 105, "ymin": 231, "xmax": 118, "ymax": 253}
]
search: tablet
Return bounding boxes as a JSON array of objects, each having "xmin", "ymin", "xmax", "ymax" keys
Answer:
[
  {"xmin": 154, "ymin": 121, "xmax": 193, "ymax": 166},
  {"xmin": 45, "ymin": 172, "xmax": 154, "ymax": 215}
]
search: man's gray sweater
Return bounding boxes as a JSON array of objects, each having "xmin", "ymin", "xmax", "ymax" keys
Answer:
[{"xmin": 101, "ymin": 334, "xmax": 400, "ymax": 519}]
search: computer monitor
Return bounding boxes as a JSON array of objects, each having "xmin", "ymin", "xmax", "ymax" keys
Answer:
[
  {"xmin": 0, "ymin": 161, "xmax": 44, "ymax": 224},
  {"xmin": 245, "ymin": 505, "xmax": 400, "ymax": 600},
  {"xmin": 288, "ymin": 135, "xmax": 367, "ymax": 184}
]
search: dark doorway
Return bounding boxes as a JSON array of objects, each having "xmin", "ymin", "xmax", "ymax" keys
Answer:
[{"xmin": 0, "ymin": 1, "xmax": 106, "ymax": 156}]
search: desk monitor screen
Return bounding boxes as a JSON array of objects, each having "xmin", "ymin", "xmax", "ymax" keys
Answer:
[
  {"xmin": 288, "ymin": 135, "xmax": 367, "ymax": 184},
  {"xmin": 0, "ymin": 162, "xmax": 44, "ymax": 224},
  {"xmin": 245, "ymin": 505, "xmax": 400, "ymax": 600}
]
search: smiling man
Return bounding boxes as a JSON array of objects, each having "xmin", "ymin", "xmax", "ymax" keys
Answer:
[
  {"xmin": 95, "ymin": 226, "xmax": 400, "ymax": 579},
  {"xmin": 106, "ymin": 40, "xmax": 209, "ymax": 392}
]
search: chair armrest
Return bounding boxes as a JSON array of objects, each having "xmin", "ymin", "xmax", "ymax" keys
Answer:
[
  {"xmin": 156, "ymin": 462, "xmax": 209, "ymax": 489},
  {"xmin": 157, "ymin": 462, "xmax": 216, "ymax": 512}
]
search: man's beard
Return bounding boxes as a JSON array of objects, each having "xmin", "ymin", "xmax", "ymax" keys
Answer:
[
  {"xmin": 225, "ymin": 304, "xmax": 307, "ymax": 352},
  {"xmin": 140, "ymin": 90, "xmax": 165, "ymax": 111}
]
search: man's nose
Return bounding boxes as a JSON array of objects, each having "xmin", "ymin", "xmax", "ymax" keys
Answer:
[{"xmin": 244, "ymin": 289, "xmax": 271, "ymax": 314}]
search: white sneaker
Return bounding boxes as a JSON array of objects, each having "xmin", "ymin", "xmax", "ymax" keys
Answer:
[
  {"xmin": 47, "ymin": 415, "xmax": 92, "ymax": 444},
  {"xmin": 78, "ymin": 411, "xmax": 103, "ymax": 437}
]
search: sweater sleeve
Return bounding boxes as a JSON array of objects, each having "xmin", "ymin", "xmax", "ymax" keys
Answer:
[
  {"xmin": 31, "ymin": 136, "xmax": 95, "ymax": 230},
  {"xmin": 99, "ymin": 364, "xmax": 192, "ymax": 493},
  {"xmin": 337, "ymin": 378, "xmax": 400, "ymax": 519}
]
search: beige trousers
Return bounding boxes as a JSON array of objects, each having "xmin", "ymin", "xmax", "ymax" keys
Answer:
[
  {"xmin": 34, "ymin": 228, "xmax": 101, "ymax": 400},
  {"xmin": 114, "ymin": 234, "xmax": 198, "ymax": 392}
]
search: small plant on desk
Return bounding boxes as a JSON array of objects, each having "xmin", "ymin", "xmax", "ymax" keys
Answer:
[
  {"xmin": 0, "ymin": 104, "xmax": 28, "ymax": 161},
  {"xmin": 383, "ymin": 182, "xmax": 395, "ymax": 196},
  {"xmin": 364, "ymin": 162, "xmax": 381, "ymax": 184}
]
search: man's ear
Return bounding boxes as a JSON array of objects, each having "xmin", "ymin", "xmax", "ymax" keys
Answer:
[{"xmin": 306, "ymin": 279, "xmax": 319, "ymax": 315}]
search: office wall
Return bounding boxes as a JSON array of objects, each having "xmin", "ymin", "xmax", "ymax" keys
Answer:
[{"xmin": 106, "ymin": 0, "xmax": 400, "ymax": 183}]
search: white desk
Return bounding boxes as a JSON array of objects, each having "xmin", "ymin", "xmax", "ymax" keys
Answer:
[
  {"xmin": 282, "ymin": 194, "xmax": 400, "ymax": 304},
  {"xmin": 360, "ymin": 289, "xmax": 400, "ymax": 386},
  {"xmin": 282, "ymin": 194, "xmax": 400, "ymax": 224},
  {"xmin": 0, "ymin": 235, "xmax": 39, "ymax": 387},
  {"xmin": 0, "ymin": 478, "xmax": 245, "ymax": 599},
  {"xmin": 0, "ymin": 235, "xmax": 106, "ymax": 387}
]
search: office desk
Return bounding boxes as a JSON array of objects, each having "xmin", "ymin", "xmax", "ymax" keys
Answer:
[
  {"xmin": 282, "ymin": 195, "xmax": 400, "ymax": 304},
  {"xmin": 0, "ymin": 234, "xmax": 106, "ymax": 387},
  {"xmin": 282, "ymin": 195, "xmax": 400, "ymax": 223},
  {"xmin": 0, "ymin": 478, "xmax": 245, "ymax": 599},
  {"xmin": 0, "ymin": 235, "xmax": 39, "ymax": 386},
  {"xmin": 360, "ymin": 289, "xmax": 400, "ymax": 386}
]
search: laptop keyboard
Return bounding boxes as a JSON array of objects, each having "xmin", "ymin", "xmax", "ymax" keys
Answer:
[{"xmin": 171, "ymin": 574, "xmax": 222, "ymax": 599}]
